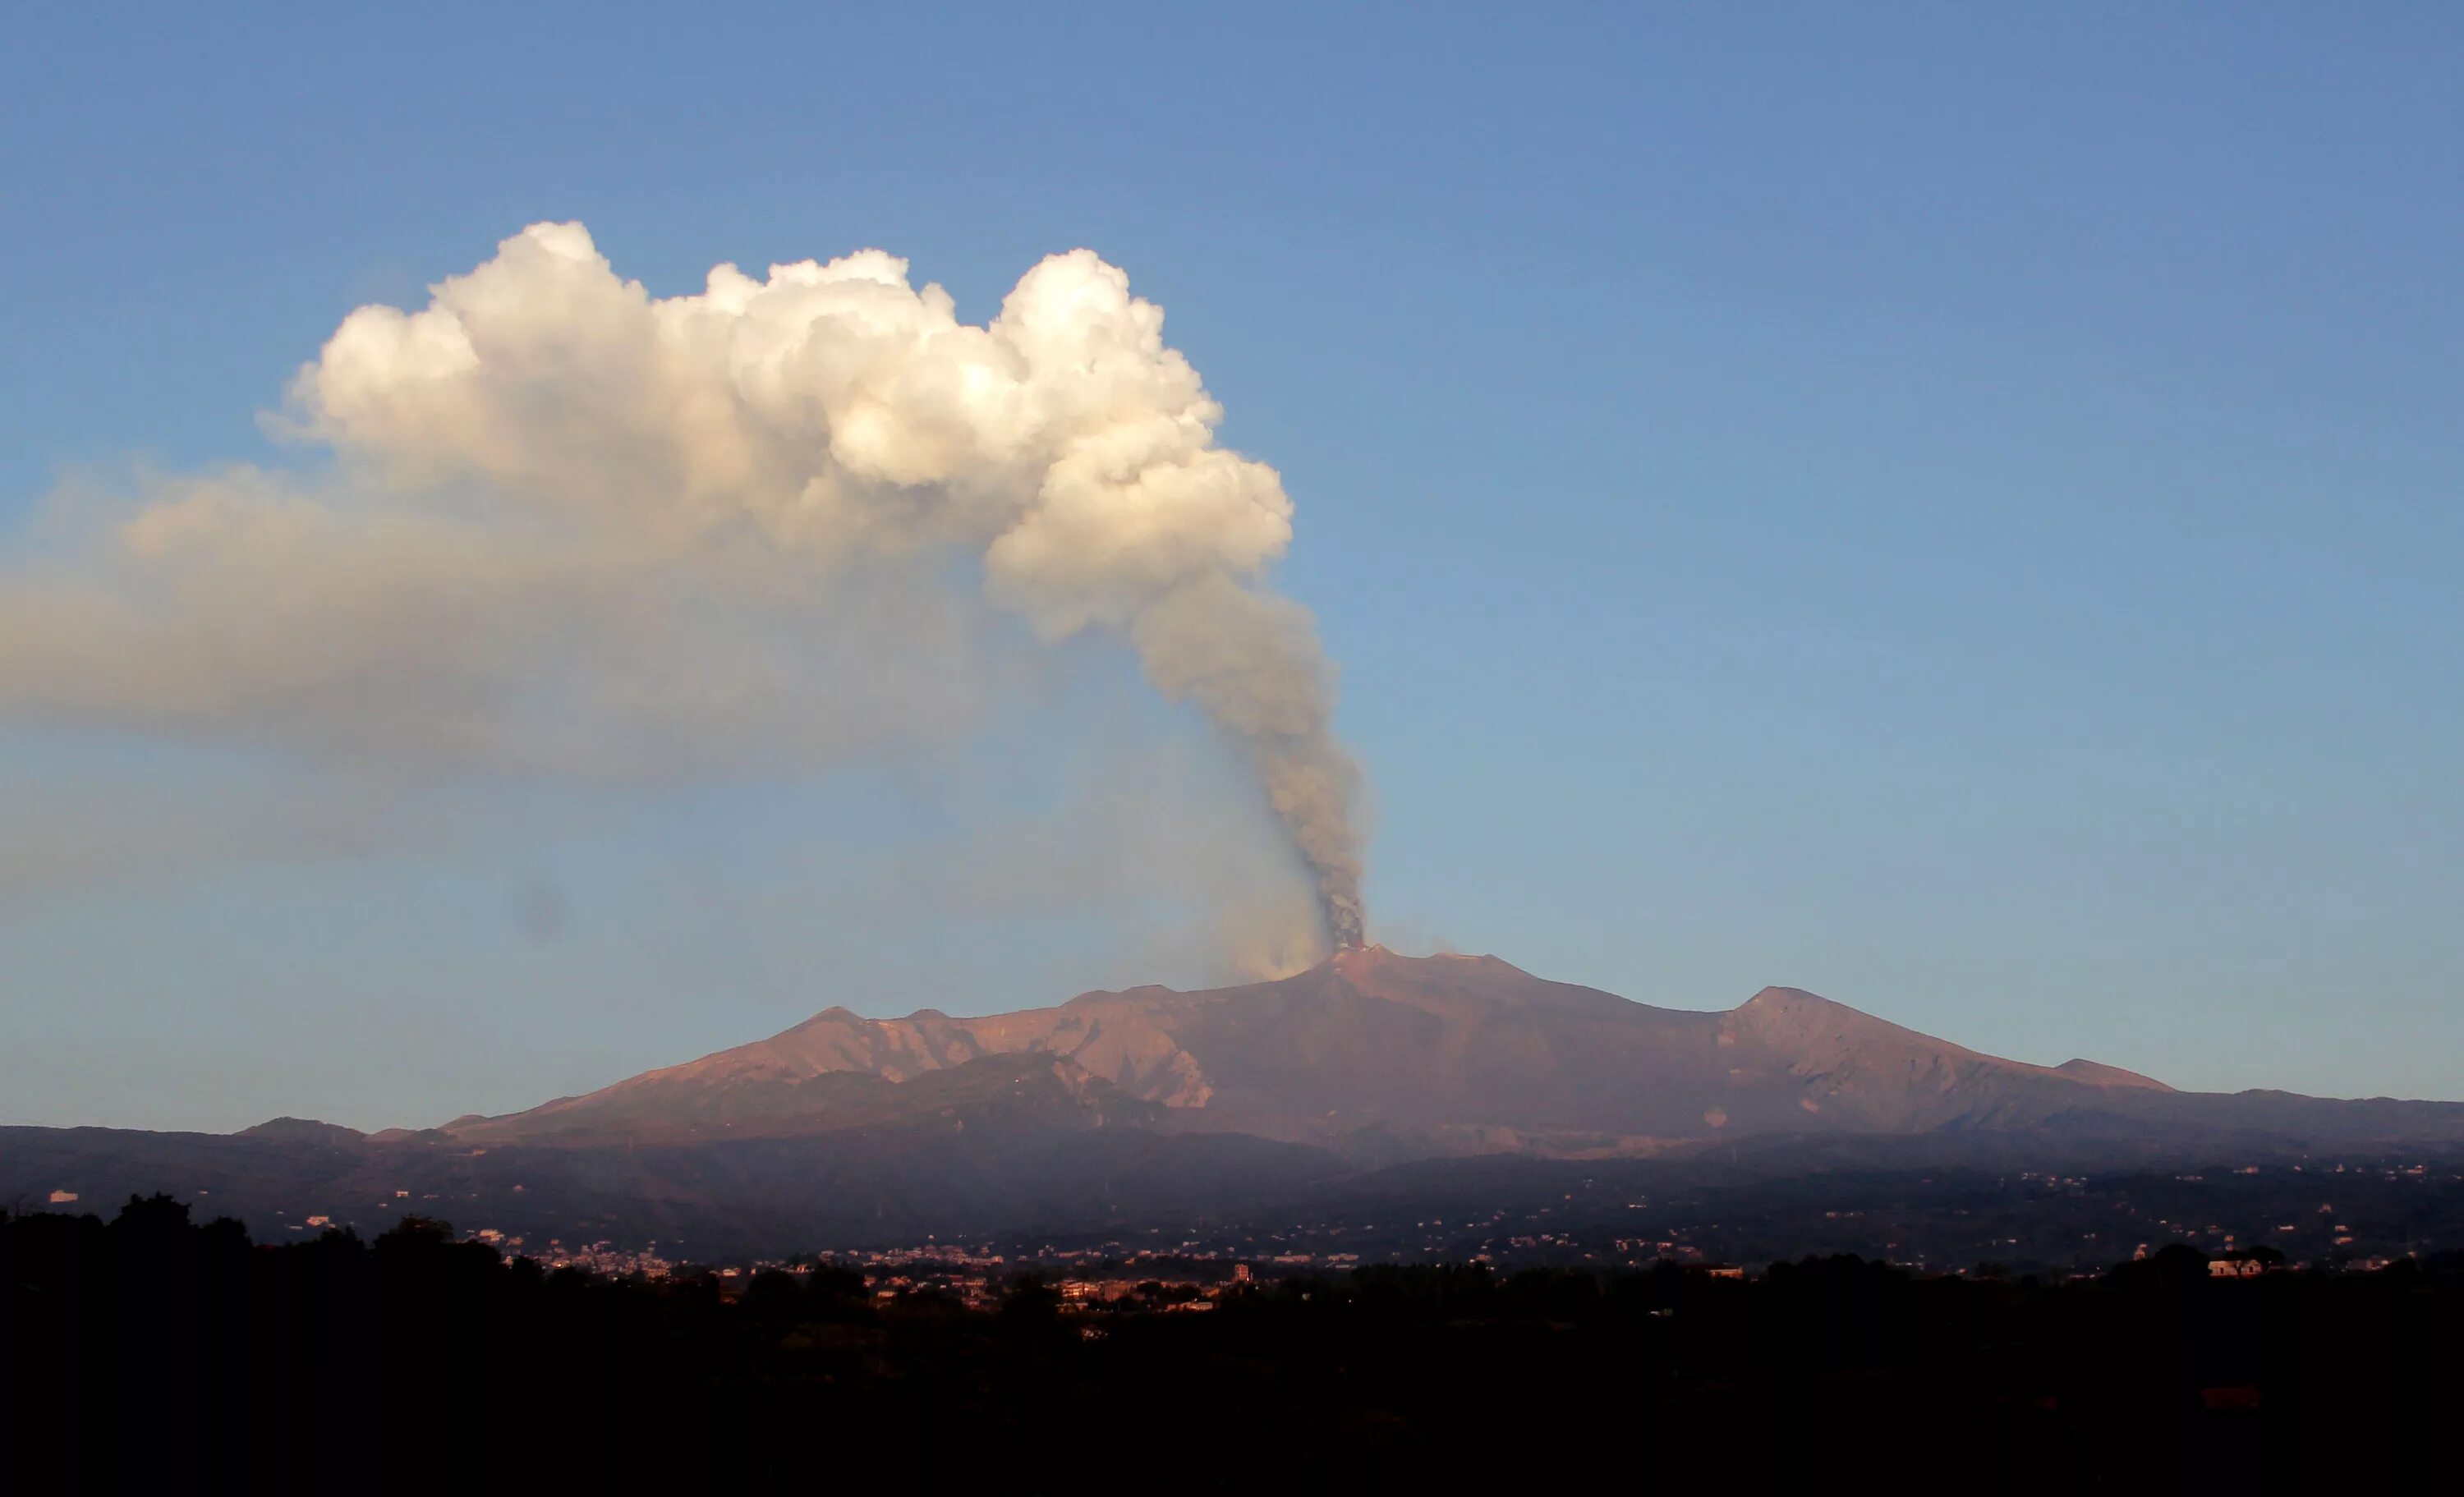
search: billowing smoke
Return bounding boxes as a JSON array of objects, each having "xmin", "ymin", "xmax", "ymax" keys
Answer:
[{"xmin": 0, "ymin": 224, "xmax": 1367, "ymax": 951}]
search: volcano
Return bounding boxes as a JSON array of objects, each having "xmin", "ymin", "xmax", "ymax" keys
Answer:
[
  {"xmin": 429, "ymin": 947, "xmax": 2464, "ymax": 1156},
  {"xmin": 13, "ymin": 947, "xmax": 2464, "ymax": 1257}
]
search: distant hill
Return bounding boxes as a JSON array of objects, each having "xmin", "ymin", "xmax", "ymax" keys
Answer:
[{"xmin": 237, "ymin": 1117, "xmax": 367, "ymax": 1147}]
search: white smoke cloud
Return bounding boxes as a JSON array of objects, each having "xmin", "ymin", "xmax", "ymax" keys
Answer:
[{"xmin": 0, "ymin": 223, "xmax": 1366, "ymax": 948}]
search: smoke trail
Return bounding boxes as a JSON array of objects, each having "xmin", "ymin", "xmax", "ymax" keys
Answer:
[
  {"xmin": 1129, "ymin": 574, "xmax": 1363, "ymax": 945},
  {"xmin": 0, "ymin": 224, "xmax": 1368, "ymax": 950}
]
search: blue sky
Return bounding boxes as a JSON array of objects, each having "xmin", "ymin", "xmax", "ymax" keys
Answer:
[{"xmin": 2, "ymin": 3, "xmax": 2457, "ymax": 1127}]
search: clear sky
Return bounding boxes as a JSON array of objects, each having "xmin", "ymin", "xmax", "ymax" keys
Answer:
[{"xmin": 2, "ymin": 2, "xmax": 2457, "ymax": 1129}]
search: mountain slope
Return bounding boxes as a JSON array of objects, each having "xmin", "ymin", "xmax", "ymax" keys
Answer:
[{"xmin": 454, "ymin": 1050, "xmax": 1161, "ymax": 1147}]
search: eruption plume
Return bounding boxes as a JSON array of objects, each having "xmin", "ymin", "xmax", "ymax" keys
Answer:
[{"xmin": 0, "ymin": 224, "xmax": 1368, "ymax": 953}]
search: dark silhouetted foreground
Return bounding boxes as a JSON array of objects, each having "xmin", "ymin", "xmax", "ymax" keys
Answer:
[{"xmin": 6, "ymin": 1196, "xmax": 2457, "ymax": 1487}]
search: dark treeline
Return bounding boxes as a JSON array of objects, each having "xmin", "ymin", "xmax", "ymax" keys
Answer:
[{"xmin": 6, "ymin": 1196, "xmax": 2458, "ymax": 1488}]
